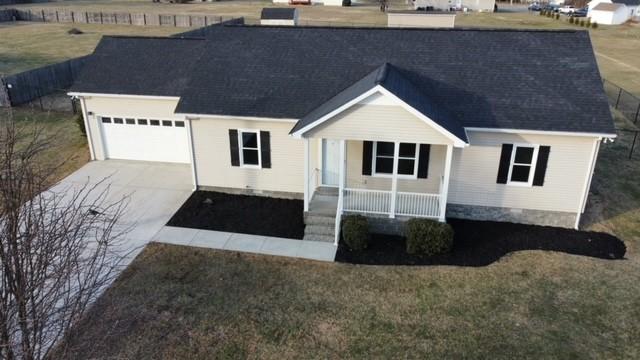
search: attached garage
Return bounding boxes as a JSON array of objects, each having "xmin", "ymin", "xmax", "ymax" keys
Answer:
[{"xmin": 98, "ymin": 116, "xmax": 191, "ymax": 163}]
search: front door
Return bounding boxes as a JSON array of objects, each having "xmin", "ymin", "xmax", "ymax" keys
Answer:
[{"xmin": 322, "ymin": 139, "xmax": 340, "ymax": 187}]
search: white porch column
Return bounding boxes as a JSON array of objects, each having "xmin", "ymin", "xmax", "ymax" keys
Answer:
[
  {"xmin": 303, "ymin": 137, "xmax": 310, "ymax": 212},
  {"xmin": 439, "ymin": 144, "xmax": 453, "ymax": 222},
  {"xmin": 389, "ymin": 141, "xmax": 400, "ymax": 218},
  {"xmin": 338, "ymin": 139, "xmax": 346, "ymax": 193},
  {"xmin": 79, "ymin": 97, "xmax": 96, "ymax": 160}
]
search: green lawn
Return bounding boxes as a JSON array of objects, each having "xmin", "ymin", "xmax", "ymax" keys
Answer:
[
  {"xmin": 0, "ymin": 22, "xmax": 181, "ymax": 75},
  {"xmin": 1, "ymin": 108, "xmax": 89, "ymax": 182},
  {"xmin": 56, "ymin": 115, "xmax": 640, "ymax": 358}
]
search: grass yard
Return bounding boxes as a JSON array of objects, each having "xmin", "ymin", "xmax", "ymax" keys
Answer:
[
  {"xmin": 1, "ymin": 108, "xmax": 89, "ymax": 183},
  {"xmin": 57, "ymin": 115, "xmax": 640, "ymax": 358},
  {"xmin": 0, "ymin": 22, "xmax": 181, "ymax": 75}
]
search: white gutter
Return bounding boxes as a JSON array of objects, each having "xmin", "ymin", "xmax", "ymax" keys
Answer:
[
  {"xmin": 465, "ymin": 127, "xmax": 617, "ymax": 139},
  {"xmin": 176, "ymin": 113, "xmax": 298, "ymax": 123},
  {"xmin": 67, "ymin": 92, "xmax": 180, "ymax": 101}
]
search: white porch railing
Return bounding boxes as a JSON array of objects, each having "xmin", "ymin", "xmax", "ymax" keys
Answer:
[{"xmin": 343, "ymin": 188, "xmax": 440, "ymax": 219}]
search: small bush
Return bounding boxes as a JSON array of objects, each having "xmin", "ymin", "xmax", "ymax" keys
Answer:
[
  {"xmin": 580, "ymin": 19, "xmax": 586, "ymax": 26},
  {"xmin": 67, "ymin": 28, "xmax": 83, "ymax": 35},
  {"xmin": 539, "ymin": 9, "xmax": 544, "ymax": 16},
  {"xmin": 586, "ymin": 17, "xmax": 591, "ymax": 26},
  {"xmin": 405, "ymin": 219, "xmax": 454, "ymax": 256},
  {"xmin": 342, "ymin": 215, "xmax": 368, "ymax": 250},
  {"xmin": 75, "ymin": 114, "xmax": 86, "ymax": 137},
  {"xmin": 555, "ymin": 13, "xmax": 560, "ymax": 20},
  {"xmin": 342, "ymin": 0, "xmax": 351, "ymax": 6},
  {"xmin": 592, "ymin": 21, "xmax": 598, "ymax": 29},
  {"xmin": 568, "ymin": 16, "xmax": 574, "ymax": 24}
]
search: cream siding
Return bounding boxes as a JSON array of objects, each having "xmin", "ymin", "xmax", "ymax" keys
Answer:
[
  {"xmin": 448, "ymin": 131, "xmax": 599, "ymax": 213},
  {"xmin": 82, "ymin": 96, "xmax": 181, "ymax": 160},
  {"xmin": 307, "ymin": 104, "xmax": 454, "ymax": 145},
  {"xmin": 191, "ymin": 118, "xmax": 304, "ymax": 194}
]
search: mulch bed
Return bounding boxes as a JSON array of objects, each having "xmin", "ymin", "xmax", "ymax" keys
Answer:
[
  {"xmin": 167, "ymin": 191, "xmax": 305, "ymax": 239},
  {"xmin": 335, "ymin": 218, "xmax": 626, "ymax": 267}
]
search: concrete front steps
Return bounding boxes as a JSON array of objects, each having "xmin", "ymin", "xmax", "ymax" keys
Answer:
[{"xmin": 303, "ymin": 187, "xmax": 339, "ymax": 243}]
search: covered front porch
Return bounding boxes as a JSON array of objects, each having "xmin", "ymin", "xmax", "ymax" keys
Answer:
[{"xmin": 302, "ymin": 137, "xmax": 455, "ymax": 244}]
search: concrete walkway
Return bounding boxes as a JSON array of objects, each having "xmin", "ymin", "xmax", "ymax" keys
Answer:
[{"xmin": 153, "ymin": 226, "xmax": 337, "ymax": 262}]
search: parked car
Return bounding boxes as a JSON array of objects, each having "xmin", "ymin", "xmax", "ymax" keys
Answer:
[
  {"xmin": 559, "ymin": 5, "xmax": 576, "ymax": 14},
  {"xmin": 528, "ymin": 3, "xmax": 542, "ymax": 11},
  {"xmin": 543, "ymin": 4, "xmax": 560, "ymax": 12},
  {"xmin": 571, "ymin": 7, "xmax": 588, "ymax": 17}
]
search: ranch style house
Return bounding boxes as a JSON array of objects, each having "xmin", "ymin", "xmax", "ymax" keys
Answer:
[{"xmin": 68, "ymin": 25, "xmax": 616, "ymax": 244}]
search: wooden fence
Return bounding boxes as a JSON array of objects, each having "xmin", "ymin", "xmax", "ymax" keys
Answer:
[
  {"xmin": 12, "ymin": 8, "xmax": 232, "ymax": 28},
  {"xmin": 0, "ymin": 55, "xmax": 90, "ymax": 107},
  {"xmin": 0, "ymin": 9, "xmax": 16, "ymax": 21}
]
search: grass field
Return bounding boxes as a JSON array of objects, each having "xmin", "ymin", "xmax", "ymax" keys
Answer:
[
  {"xmin": 57, "ymin": 113, "xmax": 640, "ymax": 358},
  {"xmin": 0, "ymin": 22, "xmax": 181, "ymax": 75},
  {"xmin": 2, "ymin": 108, "xmax": 89, "ymax": 183}
]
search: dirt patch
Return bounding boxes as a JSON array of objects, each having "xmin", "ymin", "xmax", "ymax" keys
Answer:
[
  {"xmin": 335, "ymin": 218, "xmax": 626, "ymax": 266},
  {"xmin": 167, "ymin": 191, "xmax": 305, "ymax": 239}
]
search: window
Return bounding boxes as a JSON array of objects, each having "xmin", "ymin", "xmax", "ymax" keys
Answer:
[
  {"xmin": 508, "ymin": 145, "xmax": 539, "ymax": 186},
  {"xmin": 239, "ymin": 130, "xmax": 260, "ymax": 167},
  {"xmin": 113, "ymin": 118, "xmax": 123, "ymax": 124},
  {"xmin": 137, "ymin": 119, "xmax": 148, "ymax": 125},
  {"xmin": 101, "ymin": 117, "xmax": 111, "ymax": 123},
  {"xmin": 174, "ymin": 121, "xmax": 185, "ymax": 127},
  {"xmin": 162, "ymin": 120, "xmax": 172, "ymax": 127},
  {"xmin": 125, "ymin": 118, "xmax": 135, "ymax": 125},
  {"xmin": 150, "ymin": 120, "xmax": 160, "ymax": 126},
  {"xmin": 373, "ymin": 142, "xmax": 418, "ymax": 177}
]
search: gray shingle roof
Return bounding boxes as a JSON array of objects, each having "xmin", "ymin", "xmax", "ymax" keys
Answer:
[
  {"xmin": 72, "ymin": 26, "xmax": 616, "ymax": 136},
  {"xmin": 292, "ymin": 63, "xmax": 468, "ymax": 142},
  {"xmin": 70, "ymin": 36, "xmax": 205, "ymax": 97}
]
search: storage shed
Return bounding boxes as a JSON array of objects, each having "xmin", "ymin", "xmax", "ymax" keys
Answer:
[
  {"xmin": 260, "ymin": 8, "xmax": 299, "ymax": 26},
  {"xmin": 387, "ymin": 10, "xmax": 456, "ymax": 28}
]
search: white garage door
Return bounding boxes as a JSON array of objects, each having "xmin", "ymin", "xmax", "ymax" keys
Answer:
[{"xmin": 99, "ymin": 116, "xmax": 190, "ymax": 163}]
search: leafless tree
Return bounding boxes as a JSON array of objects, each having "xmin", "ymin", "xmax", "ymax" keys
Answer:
[{"xmin": 0, "ymin": 110, "xmax": 129, "ymax": 360}]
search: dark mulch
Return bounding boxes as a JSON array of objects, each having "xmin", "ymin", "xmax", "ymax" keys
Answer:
[
  {"xmin": 335, "ymin": 218, "xmax": 626, "ymax": 267},
  {"xmin": 167, "ymin": 191, "xmax": 305, "ymax": 239}
]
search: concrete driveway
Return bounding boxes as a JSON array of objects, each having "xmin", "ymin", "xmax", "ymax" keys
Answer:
[{"xmin": 51, "ymin": 160, "xmax": 193, "ymax": 262}]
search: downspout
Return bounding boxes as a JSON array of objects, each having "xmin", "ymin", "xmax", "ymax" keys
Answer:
[
  {"xmin": 78, "ymin": 96, "xmax": 96, "ymax": 160},
  {"xmin": 575, "ymin": 137, "xmax": 601, "ymax": 229},
  {"xmin": 186, "ymin": 117, "xmax": 198, "ymax": 191}
]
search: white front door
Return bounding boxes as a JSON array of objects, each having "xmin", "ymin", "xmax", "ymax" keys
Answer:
[
  {"xmin": 322, "ymin": 139, "xmax": 340, "ymax": 187},
  {"xmin": 100, "ymin": 117, "xmax": 191, "ymax": 164}
]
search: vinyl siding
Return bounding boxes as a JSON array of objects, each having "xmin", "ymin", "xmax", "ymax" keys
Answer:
[
  {"xmin": 191, "ymin": 118, "xmax": 304, "ymax": 194},
  {"xmin": 307, "ymin": 104, "xmax": 454, "ymax": 145},
  {"xmin": 448, "ymin": 131, "xmax": 598, "ymax": 213},
  {"xmin": 82, "ymin": 96, "xmax": 182, "ymax": 160}
]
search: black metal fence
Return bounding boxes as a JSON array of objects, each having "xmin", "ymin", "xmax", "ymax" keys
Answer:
[{"xmin": 603, "ymin": 79, "xmax": 640, "ymax": 124}]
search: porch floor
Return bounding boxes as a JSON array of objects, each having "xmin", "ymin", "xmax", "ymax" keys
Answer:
[{"xmin": 154, "ymin": 226, "xmax": 336, "ymax": 262}]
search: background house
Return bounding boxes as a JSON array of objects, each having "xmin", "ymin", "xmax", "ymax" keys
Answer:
[
  {"xmin": 588, "ymin": 0, "xmax": 639, "ymax": 24},
  {"xmin": 387, "ymin": 10, "xmax": 456, "ymax": 28},
  {"xmin": 412, "ymin": 0, "xmax": 495, "ymax": 12},
  {"xmin": 261, "ymin": 8, "xmax": 299, "ymax": 26}
]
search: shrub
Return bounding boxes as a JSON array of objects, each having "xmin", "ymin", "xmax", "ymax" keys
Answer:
[
  {"xmin": 555, "ymin": 13, "xmax": 560, "ymax": 20},
  {"xmin": 586, "ymin": 17, "xmax": 591, "ymax": 26},
  {"xmin": 405, "ymin": 219, "xmax": 454, "ymax": 256},
  {"xmin": 342, "ymin": 0, "xmax": 351, "ymax": 6},
  {"xmin": 592, "ymin": 21, "xmax": 598, "ymax": 29},
  {"xmin": 539, "ymin": 9, "xmax": 544, "ymax": 16},
  {"xmin": 75, "ymin": 114, "xmax": 86, "ymax": 137},
  {"xmin": 580, "ymin": 19, "xmax": 586, "ymax": 26},
  {"xmin": 342, "ymin": 215, "xmax": 368, "ymax": 250}
]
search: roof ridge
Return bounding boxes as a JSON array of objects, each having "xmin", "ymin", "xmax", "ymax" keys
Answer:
[
  {"xmin": 102, "ymin": 35, "xmax": 205, "ymax": 41},
  {"xmin": 234, "ymin": 24, "xmax": 584, "ymax": 33}
]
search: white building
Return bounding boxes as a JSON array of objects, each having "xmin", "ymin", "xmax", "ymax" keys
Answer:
[{"xmin": 588, "ymin": 0, "xmax": 639, "ymax": 24}]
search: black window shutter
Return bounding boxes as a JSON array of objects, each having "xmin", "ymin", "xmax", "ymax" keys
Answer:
[
  {"xmin": 228, "ymin": 129, "xmax": 239, "ymax": 167},
  {"xmin": 417, "ymin": 144, "xmax": 431, "ymax": 179},
  {"xmin": 260, "ymin": 131, "xmax": 271, "ymax": 169},
  {"xmin": 362, "ymin": 141, "xmax": 373, "ymax": 175},
  {"xmin": 496, "ymin": 144, "xmax": 513, "ymax": 184},
  {"xmin": 533, "ymin": 146, "xmax": 550, "ymax": 186}
]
